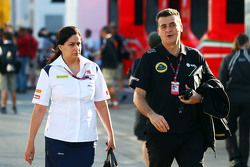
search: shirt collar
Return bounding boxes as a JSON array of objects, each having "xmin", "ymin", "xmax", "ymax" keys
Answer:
[
  {"xmin": 180, "ymin": 43, "xmax": 187, "ymax": 55},
  {"xmin": 159, "ymin": 43, "xmax": 187, "ymax": 57},
  {"xmin": 50, "ymin": 55, "xmax": 91, "ymax": 74}
]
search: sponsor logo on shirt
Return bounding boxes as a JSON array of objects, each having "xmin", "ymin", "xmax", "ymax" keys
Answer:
[
  {"xmin": 155, "ymin": 62, "xmax": 167, "ymax": 73},
  {"xmin": 35, "ymin": 89, "xmax": 42, "ymax": 93},
  {"xmin": 147, "ymin": 48, "xmax": 157, "ymax": 54},
  {"xmin": 186, "ymin": 63, "xmax": 197, "ymax": 68},
  {"xmin": 56, "ymin": 74, "xmax": 69, "ymax": 79},
  {"xmin": 34, "ymin": 94, "xmax": 40, "ymax": 99},
  {"xmin": 34, "ymin": 89, "xmax": 42, "ymax": 99}
]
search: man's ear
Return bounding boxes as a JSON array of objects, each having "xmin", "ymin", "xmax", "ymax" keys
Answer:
[{"xmin": 180, "ymin": 22, "xmax": 183, "ymax": 33}]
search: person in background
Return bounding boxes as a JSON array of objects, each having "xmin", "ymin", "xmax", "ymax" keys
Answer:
[
  {"xmin": 133, "ymin": 8, "xmax": 228, "ymax": 167},
  {"xmin": 83, "ymin": 28, "xmax": 95, "ymax": 61},
  {"xmin": 110, "ymin": 23, "xmax": 130, "ymax": 103},
  {"xmin": 16, "ymin": 27, "xmax": 31, "ymax": 93},
  {"xmin": 0, "ymin": 31, "xmax": 18, "ymax": 114},
  {"xmin": 37, "ymin": 27, "xmax": 54, "ymax": 69},
  {"xmin": 4, "ymin": 23, "xmax": 14, "ymax": 33},
  {"xmin": 219, "ymin": 33, "xmax": 250, "ymax": 167},
  {"xmin": 100, "ymin": 26, "xmax": 119, "ymax": 109},
  {"xmin": 129, "ymin": 31, "xmax": 161, "ymax": 167},
  {"xmin": 27, "ymin": 28, "xmax": 38, "ymax": 89},
  {"xmin": 24, "ymin": 26, "xmax": 116, "ymax": 167},
  {"xmin": 0, "ymin": 27, "xmax": 3, "ymax": 45}
]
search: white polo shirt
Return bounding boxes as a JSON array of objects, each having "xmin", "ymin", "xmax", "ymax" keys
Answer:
[{"xmin": 32, "ymin": 56, "xmax": 110, "ymax": 142}]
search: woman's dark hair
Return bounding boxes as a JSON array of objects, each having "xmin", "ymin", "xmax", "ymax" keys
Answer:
[
  {"xmin": 232, "ymin": 33, "xmax": 249, "ymax": 51},
  {"xmin": 47, "ymin": 26, "xmax": 82, "ymax": 64}
]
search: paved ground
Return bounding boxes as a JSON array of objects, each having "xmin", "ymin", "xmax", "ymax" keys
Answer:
[{"xmin": 0, "ymin": 89, "xmax": 244, "ymax": 167}]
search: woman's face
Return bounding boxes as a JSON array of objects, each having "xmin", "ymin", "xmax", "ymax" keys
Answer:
[{"xmin": 59, "ymin": 34, "xmax": 81, "ymax": 59}]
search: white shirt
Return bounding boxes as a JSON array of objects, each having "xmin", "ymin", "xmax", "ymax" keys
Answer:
[{"xmin": 32, "ymin": 56, "xmax": 110, "ymax": 142}]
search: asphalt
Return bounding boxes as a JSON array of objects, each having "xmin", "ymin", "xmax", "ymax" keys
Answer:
[{"xmin": 0, "ymin": 88, "xmax": 246, "ymax": 167}]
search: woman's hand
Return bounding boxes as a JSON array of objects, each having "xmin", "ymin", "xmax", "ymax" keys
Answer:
[
  {"xmin": 106, "ymin": 135, "xmax": 116, "ymax": 151},
  {"xmin": 24, "ymin": 141, "xmax": 35, "ymax": 165}
]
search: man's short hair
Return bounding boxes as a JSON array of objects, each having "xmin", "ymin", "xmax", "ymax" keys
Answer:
[
  {"xmin": 3, "ymin": 31, "xmax": 13, "ymax": 40},
  {"xmin": 156, "ymin": 8, "xmax": 181, "ymax": 24},
  {"xmin": 148, "ymin": 31, "xmax": 161, "ymax": 48},
  {"xmin": 101, "ymin": 26, "xmax": 110, "ymax": 34}
]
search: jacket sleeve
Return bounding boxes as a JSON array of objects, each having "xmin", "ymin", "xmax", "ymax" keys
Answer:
[
  {"xmin": 198, "ymin": 79, "xmax": 230, "ymax": 118},
  {"xmin": 218, "ymin": 56, "xmax": 230, "ymax": 88}
]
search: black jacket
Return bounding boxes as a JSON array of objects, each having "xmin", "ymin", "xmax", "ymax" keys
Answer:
[
  {"xmin": 101, "ymin": 37, "xmax": 119, "ymax": 69},
  {"xmin": 0, "ymin": 43, "xmax": 18, "ymax": 74},
  {"xmin": 197, "ymin": 79, "xmax": 231, "ymax": 151},
  {"xmin": 218, "ymin": 49, "xmax": 250, "ymax": 104}
]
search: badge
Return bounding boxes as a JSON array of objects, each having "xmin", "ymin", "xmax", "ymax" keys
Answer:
[
  {"xmin": 155, "ymin": 62, "xmax": 167, "ymax": 73},
  {"xmin": 171, "ymin": 81, "xmax": 180, "ymax": 95}
]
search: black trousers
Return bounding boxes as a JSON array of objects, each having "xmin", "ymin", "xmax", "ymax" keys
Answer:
[
  {"xmin": 146, "ymin": 129, "xmax": 207, "ymax": 167},
  {"xmin": 226, "ymin": 103, "xmax": 250, "ymax": 167}
]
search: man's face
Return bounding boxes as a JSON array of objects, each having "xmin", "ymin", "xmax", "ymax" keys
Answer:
[{"xmin": 157, "ymin": 15, "xmax": 183, "ymax": 46}]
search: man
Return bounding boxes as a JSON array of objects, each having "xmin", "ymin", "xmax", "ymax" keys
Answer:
[
  {"xmin": 0, "ymin": 31, "xmax": 18, "ymax": 114},
  {"xmin": 100, "ymin": 26, "xmax": 119, "ymax": 109},
  {"xmin": 219, "ymin": 34, "xmax": 250, "ymax": 167},
  {"xmin": 83, "ymin": 28, "xmax": 95, "ymax": 61},
  {"xmin": 133, "ymin": 8, "xmax": 227, "ymax": 167},
  {"xmin": 110, "ymin": 23, "xmax": 130, "ymax": 103}
]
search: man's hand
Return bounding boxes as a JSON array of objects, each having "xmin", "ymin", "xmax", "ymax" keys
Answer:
[
  {"xmin": 179, "ymin": 89, "xmax": 203, "ymax": 104},
  {"xmin": 147, "ymin": 112, "xmax": 170, "ymax": 133}
]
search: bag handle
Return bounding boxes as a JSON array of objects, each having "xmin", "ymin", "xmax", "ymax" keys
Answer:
[{"xmin": 109, "ymin": 149, "xmax": 118, "ymax": 167}]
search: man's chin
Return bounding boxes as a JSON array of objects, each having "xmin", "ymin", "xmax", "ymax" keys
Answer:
[{"xmin": 164, "ymin": 40, "xmax": 177, "ymax": 46}]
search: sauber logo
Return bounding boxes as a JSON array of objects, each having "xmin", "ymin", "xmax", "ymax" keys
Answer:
[{"xmin": 155, "ymin": 62, "xmax": 167, "ymax": 73}]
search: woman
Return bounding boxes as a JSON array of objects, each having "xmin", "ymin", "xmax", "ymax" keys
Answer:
[
  {"xmin": 219, "ymin": 33, "xmax": 250, "ymax": 167},
  {"xmin": 24, "ymin": 26, "xmax": 116, "ymax": 167}
]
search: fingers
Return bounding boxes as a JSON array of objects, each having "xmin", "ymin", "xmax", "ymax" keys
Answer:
[
  {"xmin": 105, "ymin": 140, "xmax": 116, "ymax": 151},
  {"xmin": 179, "ymin": 91, "xmax": 202, "ymax": 104},
  {"xmin": 149, "ymin": 113, "xmax": 170, "ymax": 133},
  {"xmin": 155, "ymin": 118, "xmax": 169, "ymax": 132},
  {"xmin": 185, "ymin": 84, "xmax": 190, "ymax": 89},
  {"xmin": 24, "ymin": 152, "xmax": 34, "ymax": 165}
]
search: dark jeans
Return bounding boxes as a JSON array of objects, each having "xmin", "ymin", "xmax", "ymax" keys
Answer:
[
  {"xmin": 226, "ymin": 103, "xmax": 250, "ymax": 167},
  {"xmin": 17, "ymin": 57, "xmax": 28, "ymax": 92},
  {"xmin": 45, "ymin": 137, "xmax": 96, "ymax": 167},
  {"xmin": 146, "ymin": 129, "xmax": 207, "ymax": 167}
]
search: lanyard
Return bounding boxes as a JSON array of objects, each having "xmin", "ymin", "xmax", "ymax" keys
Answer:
[
  {"xmin": 169, "ymin": 54, "xmax": 182, "ymax": 82},
  {"xmin": 64, "ymin": 66, "xmax": 92, "ymax": 80}
]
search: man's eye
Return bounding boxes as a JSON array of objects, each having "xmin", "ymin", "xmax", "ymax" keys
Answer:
[
  {"xmin": 160, "ymin": 25, "xmax": 167, "ymax": 29},
  {"xmin": 169, "ymin": 23, "xmax": 176, "ymax": 28}
]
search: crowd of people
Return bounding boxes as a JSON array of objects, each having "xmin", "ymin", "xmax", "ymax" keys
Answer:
[
  {"xmin": 1, "ymin": 7, "xmax": 249, "ymax": 167},
  {"xmin": 0, "ymin": 24, "xmax": 39, "ymax": 114}
]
